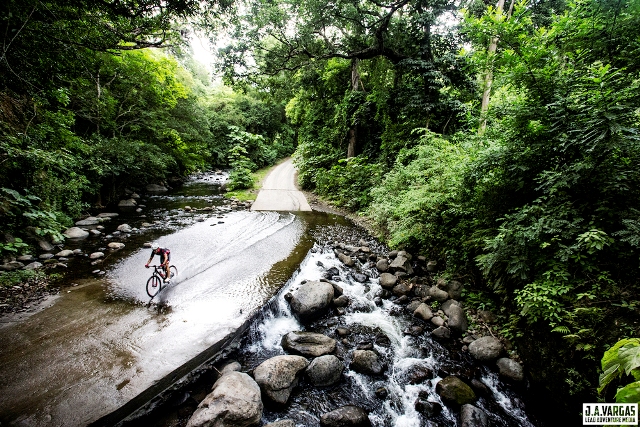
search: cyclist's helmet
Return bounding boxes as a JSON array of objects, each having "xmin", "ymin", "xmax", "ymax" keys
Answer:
[{"xmin": 151, "ymin": 244, "xmax": 159, "ymax": 251}]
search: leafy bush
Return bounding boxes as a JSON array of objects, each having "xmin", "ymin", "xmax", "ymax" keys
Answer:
[
  {"xmin": 227, "ymin": 145, "xmax": 255, "ymax": 190},
  {"xmin": 0, "ymin": 269, "xmax": 45, "ymax": 288},
  {"xmin": 315, "ymin": 156, "xmax": 382, "ymax": 211},
  {"xmin": 599, "ymin": 339, "xmax": 640, "ymax": 403},
  {"xmin": 367, "ymin": 131, "xmax": 475, "ymax": 261}
]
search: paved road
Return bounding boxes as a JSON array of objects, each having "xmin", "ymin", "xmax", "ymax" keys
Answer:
[{"xmin": 250, "ymin": 158, "xmax": 312, "ymax": 211}]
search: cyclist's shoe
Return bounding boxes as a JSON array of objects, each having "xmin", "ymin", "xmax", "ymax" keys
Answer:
[{"xmin": 164, "ymin": 278, "xmax": 171, "ymax": 284}]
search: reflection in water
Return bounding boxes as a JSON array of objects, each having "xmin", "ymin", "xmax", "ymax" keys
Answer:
[{"xmin": 0, "ymin": 173, "xmax": 352, "ymax": 427}]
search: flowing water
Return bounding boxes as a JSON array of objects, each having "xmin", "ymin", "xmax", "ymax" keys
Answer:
[
  {"xmin": 225, "ymin": 235, "xmax": 537, "ymax": 427},
  {"xmin": 0, "ymin": 173, "xmax": 347, "ymax": 427},
  {"xmin": 0, "ymin": 173, "xmax": 537, "ymax": 427}
]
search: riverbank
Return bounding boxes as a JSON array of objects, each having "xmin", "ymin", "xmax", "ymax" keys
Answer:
[{"xmin": 117, "ymin": 219, "xmax": 535, "ymax": 427}]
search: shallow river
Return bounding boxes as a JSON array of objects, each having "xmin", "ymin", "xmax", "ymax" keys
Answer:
[
  {"xmin": 0, "ymin": 174, "xmax": 538, "ymax": 427},
  {"xmin": 0, "ymin": 175, "xmax": 350, "ymax": 426}
]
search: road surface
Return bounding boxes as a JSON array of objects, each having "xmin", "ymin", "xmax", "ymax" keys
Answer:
[{"xmin": 250, "ymin": 158, "xmax": 312, "ymax": 211}]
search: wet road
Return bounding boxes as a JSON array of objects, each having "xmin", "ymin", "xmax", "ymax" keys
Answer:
[
  {"xmin": 0, "ymin": 203, "xmax": 333, "ymax": 425},
  {"xmin": 250, "ymin": 158, "xmax": 311, "ymax": 211},
  {"xmin": 0, "ymin": 169, "xmax": 345, "ymax": 426}
]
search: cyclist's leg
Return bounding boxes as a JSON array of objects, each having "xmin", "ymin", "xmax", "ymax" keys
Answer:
[{"xmin": 163, "ymin": 254, "xmax": 171, "ymax": 281}]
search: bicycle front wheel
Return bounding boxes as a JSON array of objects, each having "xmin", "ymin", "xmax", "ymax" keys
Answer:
[
  {"xmin": 169, "ymin": 265, "xmax": 177, "ymax": 279},
  {"xmin": 146, "ymin": 274, "xmax": 162, "ymax": 298}
]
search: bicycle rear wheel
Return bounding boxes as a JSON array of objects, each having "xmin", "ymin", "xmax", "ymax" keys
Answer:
[
  {"xmin": 146, "ymin": 274, "xmax": 162, "ymax": 298},
  {"xmin": 169, "ymin": 265, "xmax": 177, "ymax": 279}
]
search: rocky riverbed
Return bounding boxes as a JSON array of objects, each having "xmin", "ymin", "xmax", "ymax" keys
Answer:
[{"xmin": 122, "ymin": 225, "xmax": 534, "ymax": 427}]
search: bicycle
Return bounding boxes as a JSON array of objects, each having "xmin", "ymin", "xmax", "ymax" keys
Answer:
[{"xmin": 146, "ymin": 265, "xmax": 178, "ymax": 298}]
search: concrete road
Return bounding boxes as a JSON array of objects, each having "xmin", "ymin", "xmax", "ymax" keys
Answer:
[{"xmin": 251, "ymin": 158, "xmax": 312, "ymax": 211}]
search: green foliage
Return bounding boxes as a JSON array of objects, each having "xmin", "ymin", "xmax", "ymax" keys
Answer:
[
  {"xmin": 315, "ymin": 157, "xmax": 382, "ymax": 211},
  {"xmin": 0, "ymin": 269, "xmax": 45, "ymax": 288},
  {"xmin": 227, "ymin": 145, "xmax": 255, "ymax": 190},
  {"xmin": 368, "ymin": 131, "xmax": 475, "ymax": 257},
  {"xmin": 0, "ymin": 238, "xmax": 29, "ymax": 257},
  {"xmin": 0, "ymin": 188, "xmax": 67, "ymax": 242},
  {"xmin": 462, "ymin": 289, "xmax": 495, "ymax": 311},
  {"xmin": 599, "ymin": 339, "xmax": 640, "ymax": 403}
]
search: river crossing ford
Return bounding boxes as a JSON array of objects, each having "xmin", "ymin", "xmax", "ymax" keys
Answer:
[{"xmin": 0, "ymin": 161, "xmax": 538, "ymax": 427}]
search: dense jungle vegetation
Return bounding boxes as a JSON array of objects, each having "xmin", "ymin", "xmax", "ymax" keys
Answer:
[{"xmin": 2, "ymin": 0, "xmax": 639, "ymax": 422}]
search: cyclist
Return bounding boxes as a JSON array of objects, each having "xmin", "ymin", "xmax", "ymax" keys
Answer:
[{"xmin": 145, "ymin": 245, "xmax": 171, "ymax": 283}]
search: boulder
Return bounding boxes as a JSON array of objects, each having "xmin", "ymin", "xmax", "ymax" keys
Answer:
[
  {"xmin": 118, "ymin": 198, "xmax": 137, "ymax": 207},
  {"xmin": 413, "ymin": 284, "xmax": 430, "ymax": 298},
  {"xmin": 55, "ymin": 250, "xmax": 74, "ymax": 257},
  {"xmin": 350, "ymin": 350, "xmax": 384, "ymax": 375},
  {"xmin": 320, "ymin": 279, "xmax": 343, "ymax": 296},
  {"xmin": 24, "ymin": 261, "xmax": 43, "ymax": 270},
  {"xmin": 39, "ymin": 253, "xmax": 54, "ymax": 260},
  {"xmin": 146, "ymin": 184, "xmax": 168, "ymax": 192},
  {"xmin": 306, "ymin": 355, "xmax": 343, "ymax": 386},
  {"xmin": 402, "ymin": 364, "xmax": 434, "ymax": 385},
  {"xmin": 320, "ymin": 405, "xmax": 371, "ymax": 427},
  {"xmin": 75, "ymin": 217, "xmax": 100, "ymax": 226},
  {"xmin": 221, "ymin": 361, "xmax": 242, "ymax": 374},
  {"xmin": 468, "ymin": 336, "xmax": 504, "ymax": 362},
  {"xmin": 107, "ymin": 242, "xmax": 125, "ymax": 250},
  {"xmin": 379, "ymin": 273, "xmax": 398, "ymax": 289},
  {"xmin": 0, "ymin": 262, "xmax": 21, "ymax": 271},
  {"xmin": 323, "ymin": 267, "xmax": 340, "ymax": 279},
  {"xmin": 432, "ymin": 326, "xmax": 451, "ymax": 340},
  {"xmin": 333, "ymin": 295, "xmax": 349, "ymax": 307},
  {"xmin": 89, "ymin": 252, "xmax": 104, "ymax": 260},
  {"xmin": 289, "ymin": 281, "xmax": 334, "ymax": 323},
  {"xmin": 441, "ymin": 299, "xmax": 461, "ymax": 315},
  {"xmin": 392, "ymin": 281, "xmax": 413, "ymax": 296},
  {"xmin": 470, "ymin": 379, "xmax": 491, "ymax": 396},
  {"xmin": 460, "ymin": 404, "xmax": 489, "ymax": 427},
  {"xmin": 336, "ymin": 327, "xmax": 350, "ymax": 337},
  {"xmin": 337, "ymin": 252, "xmax": 355, "ymax": 267},
  {"xmin": 63, "ymin": 227, "xmax": 89, "ymax": 240},
  {"xmin": 389, "ymin": 255, "xmax": 412, "ymax": 275},
  {"xmin": 281, "ymin": 331, "xmax": 336, "ymax": 357},
  {"xmin": 17, "ymin": 254, "xmax": 35, "ymax": 262},
  {"xmin": 413, "ymin": 303, "xmax": 434, "ymax": 322},
  {"xmin": 436, "ymin": 376, "xmax": 476, "ymax": 407},
  {"xmin": 352, "ymin": 273, "xmax": 368, "ymax": 283},
  {"xmin": 117, "ymin": 224, "xmax": 132, "ymax": 233},
  {"xmin": 426, "ymin": 260, "xmax": 438, "ymax": 272},
  {"xmin": 431, "ymin": 316, "xmax": 445, "ymax": 327},
  {"xmin": 496, "ymin": 358, "xmax": 524, "ymax": 382},
  {"xmin": 445, "ymin": 280, "xmax": 464, "ymax": 299},
  {"xmin": 376, "ymin": 259, "xmax": 389, "ymax": 272},
  {"xmin": 407, "ymin": 300, "xmax": 422, "ymax": 313},
  {"xmin": 97, "ymin": 212, "xmax": 119, "ymax": 218},
  {"xmin": 446, "ymin": 304, "xmax": 468, "ymax": 335},
  {"xmin": 415, "ymin": 391, "xmax": 442, "ymax": 417},
  {"xmin": 37, "ymin": 239, "xmax": 54, "ymax": 251},
  {"xmin": 253, "ymin": 355, "xmax": 309, "ymax": 405},
  {"xmin": 186, "ymin": 371, "xmax": 262, "ymax": 427},
  {"xmin": 427, "ymin": 286, "xmax": 449, "ymax": 302}
]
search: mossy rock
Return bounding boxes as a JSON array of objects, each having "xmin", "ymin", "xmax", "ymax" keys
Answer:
[{"xmin": 435, "ymin": 376, "xmax": 477, "ymax": 406}]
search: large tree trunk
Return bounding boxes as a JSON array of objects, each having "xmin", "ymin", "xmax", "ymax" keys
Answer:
[
  {"xmin": 347, "ymin": 58, "xmax": 362, "ymax": 158},
  {"xmin": 478, "ymin": 0, "xmax": 509, "ymax": 135}
]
